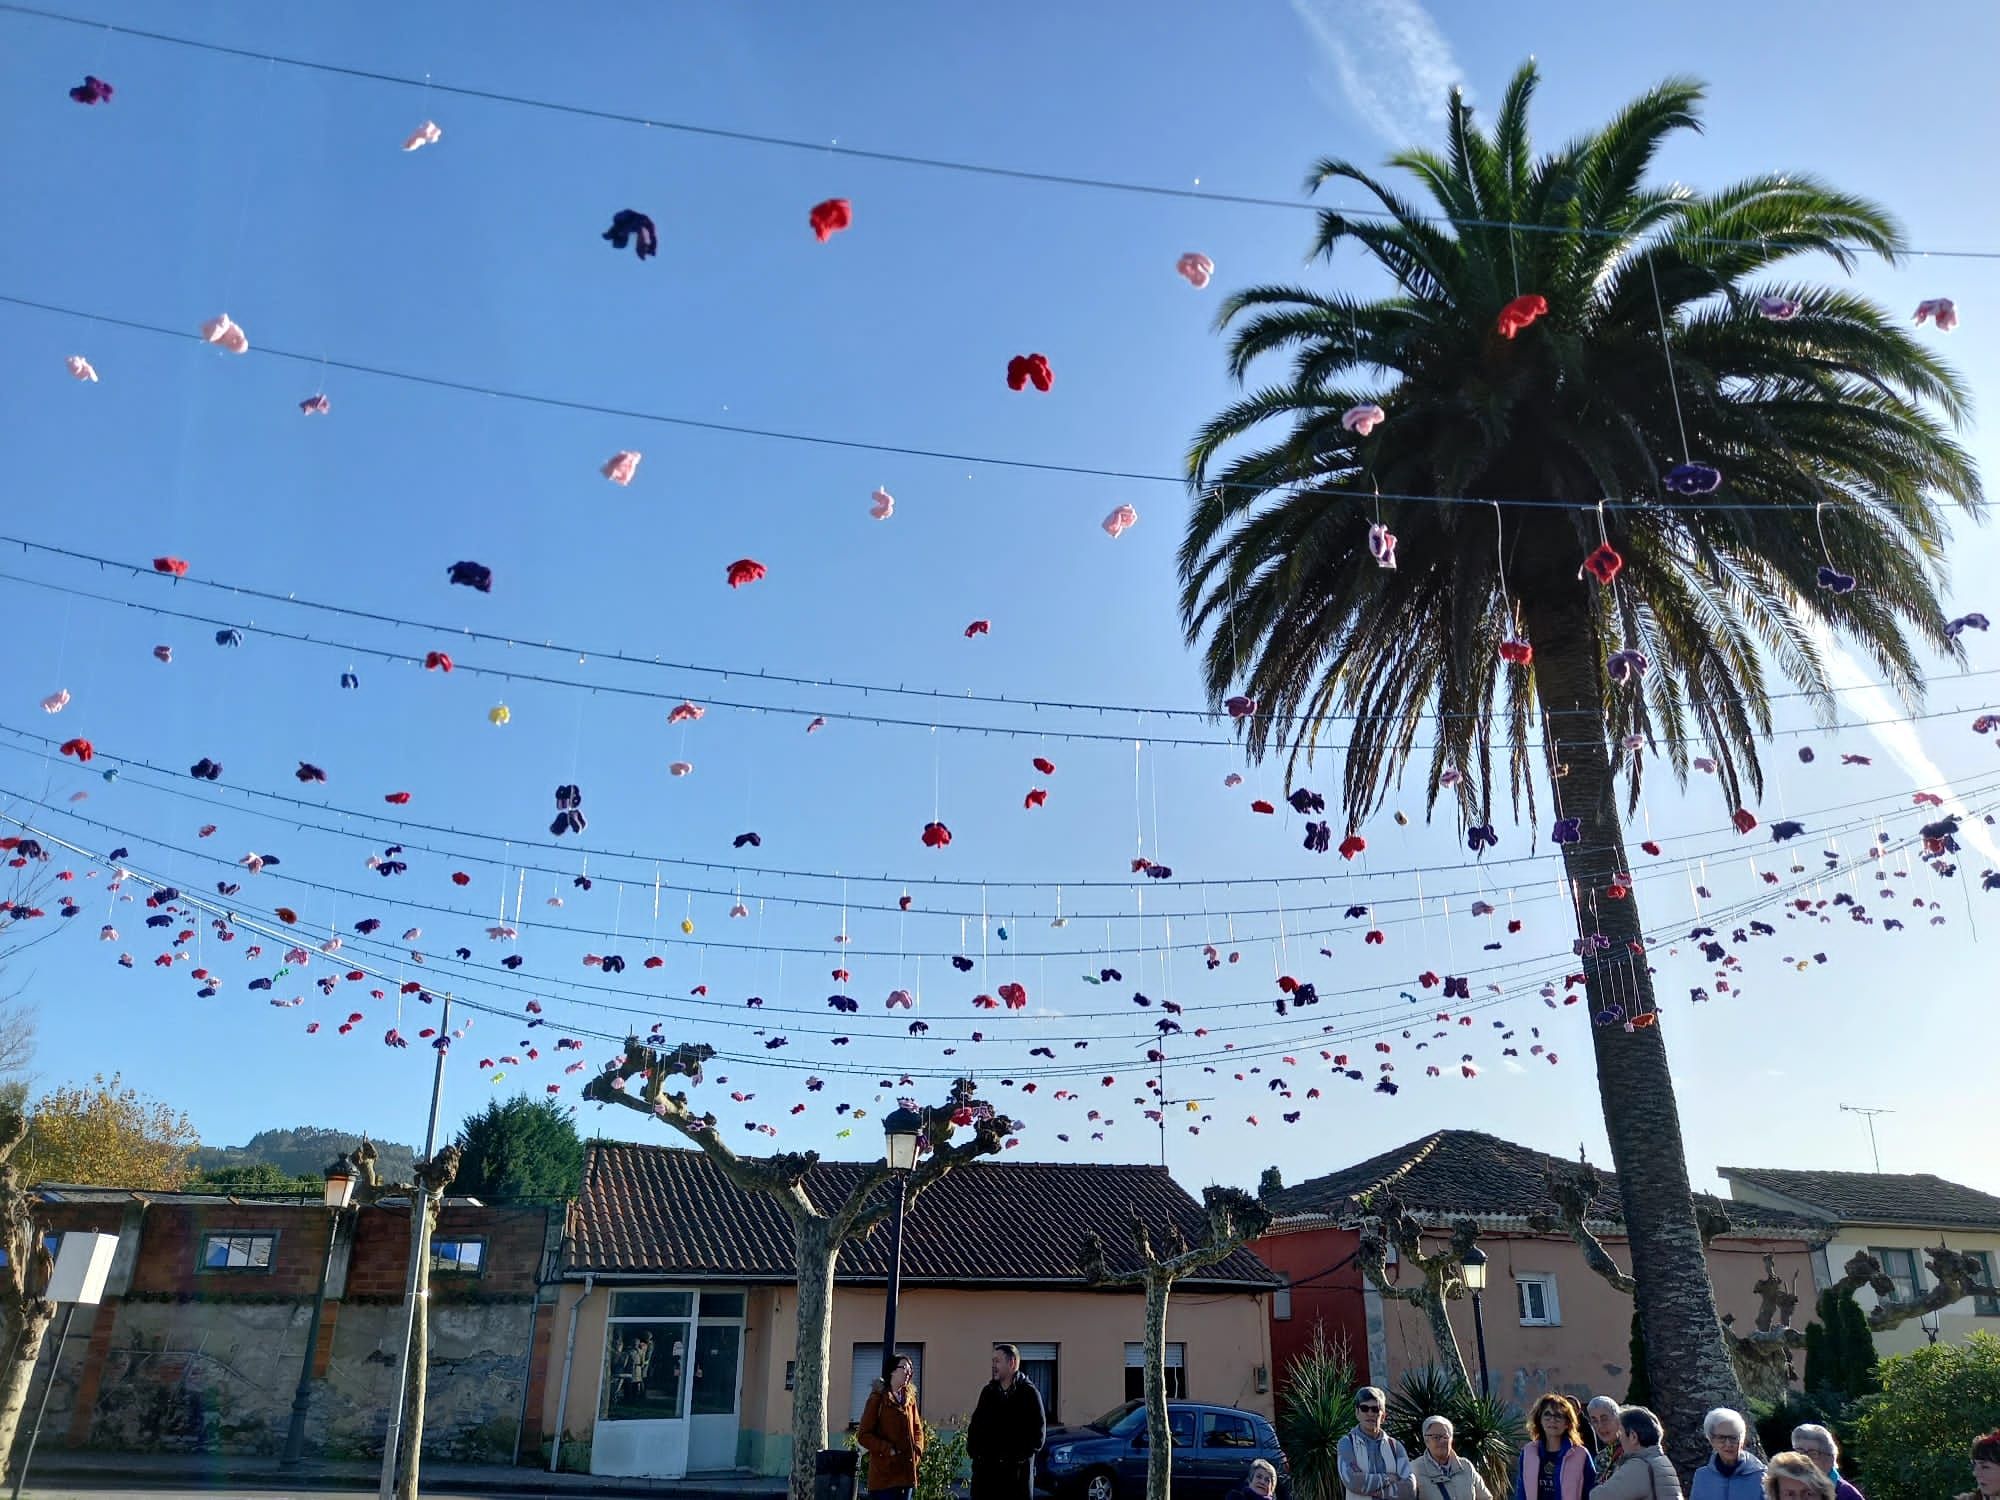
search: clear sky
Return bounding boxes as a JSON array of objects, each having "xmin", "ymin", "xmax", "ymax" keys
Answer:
[{"xmin": 1, "ymin": 1, "xmax": 1996, "ymax": 1205}]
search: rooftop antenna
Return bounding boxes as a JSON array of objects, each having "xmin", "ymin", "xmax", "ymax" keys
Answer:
[{"xmin": 1838, "ymin": 1104, "xmax": 1893, "ymax": 1173}]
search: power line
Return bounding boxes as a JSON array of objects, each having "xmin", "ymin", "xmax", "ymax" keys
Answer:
[
  {"xmin": 11, "ymin": 535, "xmax": 1997, "ymax": 729},
  {"xmin": 4, "ymin": 292, "xmax": 1979, "ymax": 519},
  {"xmin": 8, "ymin": 4, "xmax": 2000, "ymax": 262}
]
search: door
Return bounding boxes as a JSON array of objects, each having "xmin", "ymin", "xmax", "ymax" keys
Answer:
[
  {"xmin": 1128, "ymin": 1408, "xmax": 1196, "ymax": 1495},
  {"xmin": 687, "ymin": 1292, "xmax": 747, "ymax": 1471},
  {"xmin": 1195, "ymin": 1409, "xmax": 1262, "ymax": 1499},
  {"xmin": 591, "ymin": 1290, "xmax": 692, "ymax": 1478}
]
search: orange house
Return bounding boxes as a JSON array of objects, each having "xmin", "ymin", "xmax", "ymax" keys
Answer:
[
  {"xmin": 528, "ymin": 1144, "xmax": 1283, "ymax": 1481},
  {"xmin": 1251, "ymin": 1131, "xmax": 1824, "ymax": 1408}
]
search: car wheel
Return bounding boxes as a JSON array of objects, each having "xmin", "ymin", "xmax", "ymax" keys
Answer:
[{"xmin": 1083, "ymin": 1468, "xmax": 1119, "ymax": 1500}]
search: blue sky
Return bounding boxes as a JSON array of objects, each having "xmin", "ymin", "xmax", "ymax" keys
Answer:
[{"xmin": 2, "ymin": 1, "xmax": 1997, "ymax": 1202}]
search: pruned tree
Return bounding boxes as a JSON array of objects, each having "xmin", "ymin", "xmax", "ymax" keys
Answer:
[
  {"xmin": 584, "ymin": 1038, "xmax": 1015, "ymax": 1500},
  {"xmin": 394, "ymin": 1143, "xmax": 462, "ymax": 1500},
  {"xmin": 1353, "ymin": 1191, "xmax": 1477, "ymax": 1390},
  {"xmin": 0, "ymin": 1100, "xmax": 54, "ymax": 1482},
  {"xmin": 1829, "ymin": 1245, "xmax": 2000, "ymax": 1331},
  {"xmin": 1533, "ymin": 1167, "xmax": 1808, "ymax": 1414},
  {"xmin": 1080, "ymin": 1185, "xmax": 1272, "ymax": 1500}
]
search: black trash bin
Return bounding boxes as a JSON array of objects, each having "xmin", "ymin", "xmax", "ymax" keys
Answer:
[{"xmin": 816, "ymin": 1446, "xmax": 860, "ymax": 1500}]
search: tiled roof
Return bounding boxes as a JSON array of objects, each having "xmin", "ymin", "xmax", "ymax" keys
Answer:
[
  {"xmin": 1718, "ymin": 1166, "xmax": 2000, "ymax": 1230},
  {"xmin": 1265, "ymin": 1130, "xmax": 1817, "ymax": 1236},
  {"xmin": 567, "ymin": 1143, "xmax": 1282, "ymax": 1288}
]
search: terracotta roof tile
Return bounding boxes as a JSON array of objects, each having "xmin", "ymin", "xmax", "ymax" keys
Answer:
[{"xmin": 567, "ymin": 1143, "xmax": 1281, "ymax": 1287}]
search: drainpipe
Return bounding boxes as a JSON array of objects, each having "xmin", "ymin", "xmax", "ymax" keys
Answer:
[{"xmin": 548, "ymin": 1275, "xmax": 595, "ymax": 1473}]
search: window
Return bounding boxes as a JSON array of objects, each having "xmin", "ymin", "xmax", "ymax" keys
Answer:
[
  {"xmin": 1967, "ymin": 1251, "xmax": 1999, "ymax": 1317},
  {"xmin": 200, "ymin": 1232, "xmax": 276, "ymax": 1271},
  {"xmin": 429, "ymin": 1239, "xmax": 484, "ymax": 1276},
  {"xmin": 1869, "ymin": 1247, "xmax": 1922, "ymax": 1303},
  {"xmin": 1515, "ymin": 1273, "xmax": 1561, "ymax": 1326},
  {"xmin": 1274, "ymin": 1283, "xmax": 1293, "ymax": 1321},
  {"xmin": 850, "ymin": 1343, "xmax": 924, "ymax": 1424},
  {"xmin": 1124, "ymin": 1342, "xmax": 1186, "ymax": 1400},
  {"xmin": 601, "ymin": 1289, "xmax": 693, "ymax": 1423},
  {"xmin": 1204, "ymin": 1411, "xmax": 1258, "ymax": 1450},
  {"xmin": 0, "ymin": 1234, "xmax": 61, "ymax": 1268},
  {"xmin": 1015, "ymin": 1343, "xmax": 1060, "ymax": 1422}
]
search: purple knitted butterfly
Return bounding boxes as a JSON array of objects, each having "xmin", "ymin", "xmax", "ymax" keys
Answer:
[{"xmin": 1664, "ymin": 463, "xmax": 1723, "ymax": 495}]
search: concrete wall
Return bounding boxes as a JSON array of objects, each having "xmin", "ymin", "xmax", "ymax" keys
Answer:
[
  {"xmin": 543, "ymin": 1281, "xmax": 1276, "ymax": 1478},
  {"xmin": 1373, "ymin": 1232, "xmax": 1818, "ymax": 1405},
  {"xmin": 1803, "ymin": 1225, "xmax": 2000, "ymax": 1358}
]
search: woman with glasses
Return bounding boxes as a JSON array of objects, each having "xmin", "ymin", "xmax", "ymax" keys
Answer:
[
  {"xmin": 1690, "ymin": 1409, "xmax": 1764, "ymax": 1500},
  {"xmin": 1514, "ymin": 1394, "xmax": 1597, "ymax": 1500},
  {"xmin": 1341, "ymin": 1387, "xmax": 1413, "ymax": 1500},
  {"xmin": 1414, "ymin": 1415, "xmax": 1493, "ymax": 1500},
  {"xmin": 1787, "ymin": 1424, "xmax": 1861, "ymax": 1500}
]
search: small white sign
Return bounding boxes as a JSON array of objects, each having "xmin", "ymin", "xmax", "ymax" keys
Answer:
[{"xmin": 47, "ymin": 1232, "xmax": 118, "ymax": 1305}]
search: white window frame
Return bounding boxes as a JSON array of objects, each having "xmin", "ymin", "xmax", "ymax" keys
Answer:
[
  {"xmin": 1515, "ymin": 1272, "xmax": 1561, "ymax": 1326},
  {"xmin": 1014, "ymin": 1342, "xmax": 1060, "ymax": 1423},
  {"xmin": 200, "ymin": 1231, "xmax": 278, "ymax": 1272},
  {"xmin": 1966, "ymin": 1250, "xmax": 1999, "ymax": 1317}
]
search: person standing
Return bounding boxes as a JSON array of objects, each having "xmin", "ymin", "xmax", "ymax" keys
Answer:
[
  {"xmin": 1586, "ymin": 1399, "xmax": 1625, "ymax": 1480},
  {"xmin": 1590, "ymin": 1408, "xmax": 1681, "ymax": 1500},
  {"xmin": 858, "ymin": 1355, "xmax": 925, "ymax": 1500},
  {"xmin": 1413, "ymin": 1415, "xmax": 1494, "ymax": 1500},
  {"xmin": 1787, "ymin": 1424, "xmax": 1862, "ymax": 1500},
  {"xmin": 967, "ymin": 1344, "xmax": 1046, "ymax": 1500},
  {"xmin": 1340, "ymin": 1386, "xmax": 1412, "ymax": 1500},
  {"xmin": 1690, "ymin": 1409, "xmax": 1765, "ymax": 1500},
  {"xmin": 1514, "ymin": 1394, "xmax": 1597, "ymax": 1500}
]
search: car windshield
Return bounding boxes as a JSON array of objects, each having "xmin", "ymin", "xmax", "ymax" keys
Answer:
[{"xmin": 1089, "ymin": 1400, "xmax": 1146, "ymax": 1434}]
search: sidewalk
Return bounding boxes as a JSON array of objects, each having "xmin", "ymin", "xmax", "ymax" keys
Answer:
[{"xmin": 16, "ymin": 1450, "xmax": 788, "ymax": 1498}]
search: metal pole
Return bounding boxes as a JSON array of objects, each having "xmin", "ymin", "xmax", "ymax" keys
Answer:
[
  {"xmin": 880, "ymin": 1174, "xmax": 907, "ymax": 1370},
  {"xmin": 378, "ymin": 995, "xmax": 453, "ymax": 1500},
  {"xmin": 282, "ymin": 1209, "xmax": 345, "ymax": 1466},
  {"xmin": 1470, "ymin": 1291, "xmax": 1490, "ymax": 1400},
  {"xmin": 10, "ymin": 1303, "xmax": 77, "ymax": 1500}
]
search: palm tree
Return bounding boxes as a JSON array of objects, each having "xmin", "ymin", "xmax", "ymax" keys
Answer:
[{"xmin": 1181, "ymin": 63, "xmax": 1980, "ymax": 1467}]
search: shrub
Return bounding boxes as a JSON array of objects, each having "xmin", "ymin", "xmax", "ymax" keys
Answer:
[
  {"xmin": 1387, "ymin": 1366, "xmax": 1526, "ymax": 1494},
  {"xmin": 1278, "ymin": 1324, "xmax": 1359, "ymax": 1500},
  {"xmin": 849, "ymin": 1414, "xmax": 968, "ymax": 1500},
  {"xmin": 1849, "ymin": 1331, "xmax": 2000, "ymax": 1500},
  {"xmin": 1804, "ymin": 1288, "xmax": 1881, "ymax": 1406}
]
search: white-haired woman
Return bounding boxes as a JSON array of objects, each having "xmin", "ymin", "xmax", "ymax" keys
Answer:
[
  {"xmin": 1586, "ymin": 1399, "xmax": 1625, "ymax": 1479},
  {"xmin": 1341, "ymin": 1386, "xmax": 1412, "ymax": 1500},
  {"xmin": 1788, "ymin": 1425, "xmax": 1862, "ymax": 1500},
  {"xmin": 1414, "ymin": 1415, "xmax": 1493, "ymax": 1500},
  {"xmin": 1690, "ymin": 1409, "xmax": 1765, "ymax": 1500}
]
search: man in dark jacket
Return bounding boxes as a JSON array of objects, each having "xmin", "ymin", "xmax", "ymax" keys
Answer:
[{"xmin": 967, "ymin": 1344, "xmax": 1046, "ymax": 1500}]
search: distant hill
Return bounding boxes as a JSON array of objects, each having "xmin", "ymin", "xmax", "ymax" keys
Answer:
[{"xmin": 191, "ymin": 1126, "xmax": 416, "ymax": 1185}]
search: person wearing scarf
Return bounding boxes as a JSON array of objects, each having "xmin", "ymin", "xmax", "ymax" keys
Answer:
[{"xmin": 1414, "ymin": 1416, "xmax": 1493, "ymax": 1500}]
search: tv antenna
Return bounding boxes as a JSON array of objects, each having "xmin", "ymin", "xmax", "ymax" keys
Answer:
[{"xmin": 1839, "ymin": 1104, "xmax": 1894, "ymax": 1172}]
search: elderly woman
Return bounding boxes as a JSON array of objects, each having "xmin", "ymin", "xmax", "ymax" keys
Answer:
[
  {"xmin": 1690, "ymin": 1409, "xmax": 1765, "ymax": 1500},
  {"xmin": 1225, "ymin": 1459, "xmax": 1282, "ymax": 1500},
  {"xmin": 1788, "ymin": 1425, "xmax": 1862, "ymax": 1500},
  {"xmin": 1587, "ymin": 1399, "xmax": 1625, "ymax": 1478},
  {"xmin": 1413, "ymin": 1415, "xmax": 1493, "ymax": 1500},
  {"xmin": 1591, "ymin": 1408, "xmax": 1681, "ymax": 1500},
  {"xmin": 1514, "ymin": 1394, "xmax": 1597, "ymax": 1500},
  {"xmin": 1341, "ymin": 1386, "xmax": 1413, "ymax": 1500},
  {"xmin": 1762, "ymin": 1453, "xmax": 1834, "ymax": 1500},
  {"xmin": 1959, "ymin": 1429, "xmax": 2000, "ymax": 1500}
]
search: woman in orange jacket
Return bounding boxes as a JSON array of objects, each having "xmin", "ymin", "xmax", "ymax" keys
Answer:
[{"xmin": 858, "ymin": 1355, "xmax": 925, "ymax": 1500}]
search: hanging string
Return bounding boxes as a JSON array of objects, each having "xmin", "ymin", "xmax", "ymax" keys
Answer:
[{"xmin": 1646, "ymin": 255, "xmax": 1693, "ymax": 465}]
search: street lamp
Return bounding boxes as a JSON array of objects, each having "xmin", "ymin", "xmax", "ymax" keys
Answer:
[
  {"xmin": 1459, "ymin": 1245, "xmax": 1491, "ymax": 1399},
  {"xmin": 1920, "ymin": 1308, "xmax": 1941, "ymax": 1345},
  {"xmin": 879, "ymin": 1107, "xmax": 924, "ymax": 1375},
  {"xmin": 282, "ymin": 1159, "xmax": 359, "ymax": 1465}
]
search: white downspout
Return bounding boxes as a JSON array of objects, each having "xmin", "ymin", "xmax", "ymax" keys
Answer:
[{"xmin": 549, "ymin": 1275, "xmax": 595, "ymax": 1472}]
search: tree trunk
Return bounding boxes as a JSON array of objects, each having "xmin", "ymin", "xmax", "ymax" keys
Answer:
[
  {"xmin": 0, "ymin": 1303, "xmax": 54, "ymax": 1481},
  {"xmin": 1523, "ymin": 590, "xmax": 1747, "ymax": 1477},
  {"xmin": 790, "ymin": 1217, "xmax": 839, "ymax": 1500},
  {"xmin": 1142, "ymin": 1274, "xmax": 1173, "ymax": 1500},
  {"xmin": 395, "ymin": 1199, "xmax": 437, "ymax": 1500},
  {"xmin": 1419, "ymin": 1288, "xmax": 1470, "ymax": 1392}
]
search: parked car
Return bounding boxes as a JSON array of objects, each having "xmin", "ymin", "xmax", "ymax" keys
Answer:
[{"xmin": 1036, "ymin": 1399, "xmax": 1289, "ymax": 1500}]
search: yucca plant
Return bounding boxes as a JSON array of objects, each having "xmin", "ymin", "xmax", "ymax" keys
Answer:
[
  {"xmin": 1387, "ymin": 1367, "xmax": 1526, "ymax": 1494},
  {"xmin": 1181, "ymin": 59, "xmax": 1981, "ymax": 1470},
  {"xmin": 1278, "ymin": 1324, "xmax": 1361, "ymax": 1500}
]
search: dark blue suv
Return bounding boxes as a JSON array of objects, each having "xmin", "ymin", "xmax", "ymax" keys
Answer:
[{"xmin": 1036, "ymin": 1400, "xmax": 1289, "ymax": 1500}]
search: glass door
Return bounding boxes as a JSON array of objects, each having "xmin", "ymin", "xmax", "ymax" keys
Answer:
[
  {"xmin": 592, "ymin": 1290, "xmax": 693, "ymax": 1478},
  {"xmin": 687, "ymin": 1291, "xmax": 746, "ymax": 1471}
]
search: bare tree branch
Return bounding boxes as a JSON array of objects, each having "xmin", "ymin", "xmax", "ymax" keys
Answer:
[
  {"xmin": 1529, "ymin": 1165, "xmax": 1638, "ymax": 1294},
  {"xmin": 1829, "ymin": 1246, "xmax": 2000, "ymax": 1332},
  {"xmin": 1351, "ymin": 1192, "xmax": 1476, "ymax": 1388}
]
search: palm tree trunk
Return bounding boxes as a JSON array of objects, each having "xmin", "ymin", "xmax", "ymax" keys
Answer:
[
  {"xmin": 1522, "ymin": 590, "xmax": 1746, "ymax": 1476},
  {"xmin": 789, "ymin": 1218, "xmax": 839, "ymax": 1500}
]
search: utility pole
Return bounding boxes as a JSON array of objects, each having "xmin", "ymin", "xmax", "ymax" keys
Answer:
[{"xmin": 1839, "ymin": 1104, "xmax": 1893, "ymax": 1173}]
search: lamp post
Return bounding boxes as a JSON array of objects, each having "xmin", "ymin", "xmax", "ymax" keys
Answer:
[
  {"xmin": 283, "ymin": 1159, "xmax": 359, "ymax": 1466},
  {"xmin": 879, "ymin": 1107, "xmax": 923, "ymax": 1373},
  {"xmin": 1920, "ymin": 1308, "xmax": 1941, "ymax": 1345},
  {"xmin": 1460, "ymin": 1245, "xmax": 1490, "ymax": 1398}
]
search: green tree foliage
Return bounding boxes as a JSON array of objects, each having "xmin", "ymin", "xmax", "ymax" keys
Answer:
[
  {"xmin": 1804, "ymin": 1287, "xmax": 1881, "ymax": 1403},
  {"xmin": 183, "ymin": 1161, "xmax": 326, "ymax": 1196},
  {"xmin": 1624, "ymin": 1309, "xmax": 1652, "ymax": 1407},
  {"xmin": 17, "ymin": 1074, "xmax": 199, "ymax": 1190},
  {"xmin": 1386, "ymin": 1366, "xmax": 1525, "ymax": 1494},
  {"xmin": 1849, "ymin": 1332, "xmax": 2000, "ymax": 1500},
  {"xmin": 1277, "ymin": 1324, "xmax": 1359, "ymax": 1500},
  {"xmin": 451, "ymin": 1095, "xmax": 584, "ymax": 1202}
]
